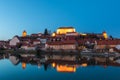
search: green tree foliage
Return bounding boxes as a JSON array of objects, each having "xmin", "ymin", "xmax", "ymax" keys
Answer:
[{"xmin": 44, "ymin": 28, "xmax": 49, "ymax": 35}]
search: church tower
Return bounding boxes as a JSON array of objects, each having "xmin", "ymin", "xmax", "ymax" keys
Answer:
[
  {"xmin": 102, "ymin": 31, "xmax": 108, "ymax": 39},
  {"xmin": 22, "ymin": 30, "xmax": 27, "ymax": 37}
]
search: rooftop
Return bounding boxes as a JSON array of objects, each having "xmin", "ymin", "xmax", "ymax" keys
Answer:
[{"xmin": 58, "ymin": 27, "xmax": 75, "ymax": 29}]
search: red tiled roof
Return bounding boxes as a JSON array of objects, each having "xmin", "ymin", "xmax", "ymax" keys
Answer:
[
  {"xmin": 22, "ymin": 43, "xmax": 35, "ymax": 47},
  {"xmin": 33, "ymin": 40, "xmax": 40, "ymax": 42},
  {"xmin": 46, "ymin": 40, "xmax": 76, "ymax": 45},
  {"xmin": 96, "ymin": 39, "xmax": 120, "ymax": 45},
  {"xmin": 22, "ymin": 44, "xmax": 28, "ymax": 46},
  {"xmin": 77, "ymin": 39, "xmax": 95, "ymax": 44}
]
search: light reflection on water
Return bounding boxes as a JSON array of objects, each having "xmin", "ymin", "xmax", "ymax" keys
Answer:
[{"xmin": 0, "ymin": 53, "xmax": 120, "ymax": 80}]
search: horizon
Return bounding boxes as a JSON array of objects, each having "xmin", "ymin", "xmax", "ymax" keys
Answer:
[{"xmin": 0, "ymin": 0, "xmax": 120, "ymax": 40}]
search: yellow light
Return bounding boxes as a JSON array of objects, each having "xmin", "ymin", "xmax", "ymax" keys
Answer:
[
  {"xmin": 81, "ymin": 33, "xmax": 87, "ymax": 36},
  {"xmin": 81, "ymin": 63, "xmax": 87, "ymax": 67},
  {"xmin": 103, "ymin": 32, "xmax": 108, "ymax": 39},
  {"xmin": 56, "ymin": 27, "xmax": 76, "ymax": 34},
  {"xmin": 22, "ymin": 62, "xmax": 26, "ymax": 69},
  {"xmin": 22, "ymin": 30, "xmax": 27, "ymax": 37},
  {"xmin": 52, "ymin": 33, "xmax": 56, "ymax": 37},
  {"xmin": 56, "ymin": 65, "xmax": 76, "ymax": 72},
  {"xmin": 52, "ymin": 62, "xmax": 56, "ymax": 68}
]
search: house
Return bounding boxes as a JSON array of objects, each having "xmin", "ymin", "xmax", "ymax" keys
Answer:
[
  {"xmin": 21, "ymin": 44, "xmax": 28, "ymax": 50},
  {"xmin": 45, "ymin": 40, "xmax": 76, "ymax": 50},
  {"xmin": 33, "ymin": 40, "xmax": 40, "ymax": 45},
  {"xmin": 9, "ymin": 36, "xmax": 21, "ymax": 46},
  {"xmin": 39, "ymin": 37, "xmax": 47, "ymax": 44},
  {"xmin": 21, "ymin": 44, "xmax": 36, "ymax": 50},
  {"xmin": 31, "ymin": 33, "xmax": 42, "ymax": 37},
  {"xmin": 95, "ymin": 39, "xmax": 120, "ymax": 49},
  {"xmin": 0, "ymin": 40, "xmax": 9, "ymax": 49},
  {"xmin": 66, "ymin": 32, "xmax": 78, "ymax": 36}
]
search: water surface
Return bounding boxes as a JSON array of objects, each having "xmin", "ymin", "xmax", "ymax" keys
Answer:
[{"xmin": 0, "ymin": 53, "xmax": 120, "ymax": 80}]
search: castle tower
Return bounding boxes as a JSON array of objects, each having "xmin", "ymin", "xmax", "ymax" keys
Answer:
[
  {"xmin": 102, "ymin": 31, "xmax": 108, "ymax": 39},
  {"xmin": 22, "ymin": 30, "xmax": 27, "ymax": 37}
]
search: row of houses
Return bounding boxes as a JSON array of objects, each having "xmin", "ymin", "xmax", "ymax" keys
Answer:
[
  {"xmin": 0, "ymin": 27, "xmax": 120, "ymax": 52},
  {"xmin": 1, "ymin": 34, "xmax": 120, "ymax": 52},
  {"xmin": 0, "ymin": 40, "xmax": 9, "ymax": 49},
  {"xmin": 9, "ymin": 35, "xmax": 47, "ymax": 50},
  {"xmin": 46, "ymin": 36, "xmax": 120, "ymax": 51}
]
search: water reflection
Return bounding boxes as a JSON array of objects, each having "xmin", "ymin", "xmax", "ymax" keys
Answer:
[
  {"xmin": 0, "ymin": 52, "xmax": 120, "ymax": 73},
  {"xmin": 56, "ymin": 64, "xmax": 76, "ymax": 72},
  {"xmin": 9, "ymin": 55, "xmax": 20, "ymax": 65}
]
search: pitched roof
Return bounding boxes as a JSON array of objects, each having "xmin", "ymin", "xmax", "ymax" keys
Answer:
[
  {"xmin": 46, "ymin": 40, "xmax": 76, "ymax": 45},
  {"xmin": 96, "ymin": 39, "xmax": 120, "ymax": 45},
  {"xmin": 58, "ymin": 27, "xmax": 74, "ymax": 29}
]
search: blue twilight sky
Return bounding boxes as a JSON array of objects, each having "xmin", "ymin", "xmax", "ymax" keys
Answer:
[{"xmin": 0, "ymin": 0, "xmax": 120, "ymax": 40}]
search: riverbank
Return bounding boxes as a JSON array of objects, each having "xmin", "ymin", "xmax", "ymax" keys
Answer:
[
  {"xmin": 0, "ymin": 49, "xmax": 120, "ymax": 58},
  {"xmin": 0, "ymin": 49, "xmax": 37, "ymax": 54}
]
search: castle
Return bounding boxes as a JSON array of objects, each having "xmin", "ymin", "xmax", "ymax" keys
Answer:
[{"xmin": 7, "ymin": 26, "xmax": 120, "ymax": 52}]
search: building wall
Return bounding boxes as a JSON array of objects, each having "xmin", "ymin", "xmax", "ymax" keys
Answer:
[
  {"xmin": 21, "ymin": 46, "xmax": 28, "ymax": 50},
  {"xmin": 33, "ymin": 41, "xmax": 40, "ymax": 45},
  {"xmin": 9, "ymin": 37, "xmax": 20, "ymax": 46},
  {"xmin": 57, "ymin": 28, "xmax": 75, "ymax": 34},
  {"xmin": 46, "ymin": 44, "xmax": 76, "ymax": 50},
  {"xmin": 21, "ymin": 46, "xmax": 35, "ymax": 50},
  {"xmin": 27, "ymin": 47, "xmax": 36, "ymax": 50},
  {"xmin": 40, "ymin": 39, "xmax": 47, "ymax": 44},
  {"xmin": 66, "ymin": 32, "xmax": 78, "ymax": 36},
  {"xmin": 96, "ymin": 45, "xmax": 116, "ymax": 49}
]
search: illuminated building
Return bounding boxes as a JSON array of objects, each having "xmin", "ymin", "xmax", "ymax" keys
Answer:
[
  {"xmin": 102, "ymin": 31, "xmax": 108, "ymax": 39},
  {"xmin": 81, "ymin": 63, "xmax": 87, "ymax": 67},
  {"xmin": 22, "ymin": 30, "xmax": 27, "ymax": 37},
  {"xmin": 22, "ymin": 62, "xmax": 26, "ymax": 69},
  {"xmin": 56, "ymin": 27, "xmax": 75, "ymax": 35},
  {"xmin": 56, "ymin": 65, "xmax": 76, "ymax": 73},
  {"xmin": 52, "ymin": 62, "xmax": 56, "ymax": 68},
  {"xmin": 52, "ymin": 32, "xmax": 56, "ymax": 37},
  {"xmin": 46, "ymin": 40, "xmax": 76, "ymax": 50},
  {"xmin": 80, "ymin": 33, "xmax": 87, "ymax": 36}
]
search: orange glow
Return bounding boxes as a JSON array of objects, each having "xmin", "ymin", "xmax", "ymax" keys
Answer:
[
  {"xmin": 52, "ymin": 62, "xmax": 56, "ymax": 68},
  {"xmin": 52, "ymin": 33, "xmax": 56, "ymax": 37},
  {"xmin": 80, "ymin": 33, "xmax": 87, "ymax": 36},
  {"xmin": 22, "ymin": 30, "xmax": 27, "ymax": 37},
  {"xmin": 81, "ymin": 63, "xmax": 87, "ymax": 67},
  {"xmin": 22, "ymin": 62, "xmax": 26, "ymax": 69},
  {"xmin": 57, "ymin": 27, "xmax": 75, "ymax": 34},
  {"xmin": 103, "ymin": 32, "xmax": 108, "ymax": 39},
  {"xmin": 56, "ymin": 65, "xmax": 76, "ymax": 72}
]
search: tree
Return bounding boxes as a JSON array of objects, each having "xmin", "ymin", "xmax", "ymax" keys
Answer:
[
  {"xmin": 109, "ymin": 35, "xmax": 114, "ymax": 40},
  {"xmin": 44, "ymin": 28, "xmax": 49, "ymax": 35},
  {"xmin": 16, "ymin": 43, "xmax": 22, "ymax": 49}
]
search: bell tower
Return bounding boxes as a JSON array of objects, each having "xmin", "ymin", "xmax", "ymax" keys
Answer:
[
  {"xmin": 102, "ymin": 31, "xmax": 108, "ymax": 39},
  {"xmin": 22, "ymin": 30, "xmax": 27, "ymax": 37}
]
